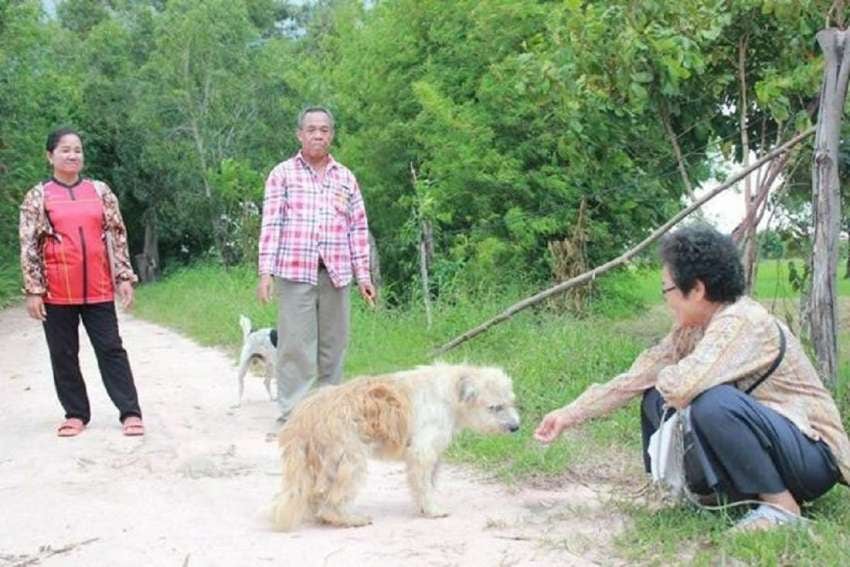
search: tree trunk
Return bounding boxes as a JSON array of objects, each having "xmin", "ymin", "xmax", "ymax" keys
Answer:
[
  {"xmin": 732, "ymin": 151, "xmax": 792, "ymax": 290},
  {"xmin": 807, "ymin": 28, "xmax": 850, "ymax": 388},
  {"xmin": 737, "ymin": 36, "xmax": 760, "ymax": 292},
  {"xmin": 368, "ymin": 230, "xmax": 382, "ymax": 293},
  {"xmin": 658, "ymin": 100, "xmax": 695, "ymax": 202},
  {"xmin": 135, "ymin": 207, "xmax": 160, "ymax": 283},
  {"xmin": 410, "ymin": 162, "xmax": 434, "ymax": 325},
  {"xmin": 419, "ymin": 219, "xmax": 433, "ymax": 328}
]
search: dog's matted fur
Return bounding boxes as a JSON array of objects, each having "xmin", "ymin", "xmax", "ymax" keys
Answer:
[{"xmin": 272, "ymin": 363, "xmax": 520, "ymax": 530}]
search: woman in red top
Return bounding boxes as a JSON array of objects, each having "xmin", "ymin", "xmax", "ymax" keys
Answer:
[{"xmin": 19, "ymin": 127, "xmax": 144, "ymax": 437}]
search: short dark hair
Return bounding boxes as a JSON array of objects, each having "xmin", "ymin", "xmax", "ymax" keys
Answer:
[
  {"xmin": 297, "ymin": 106, "xmax": 335, "ymax": 130},
  {"xmin": 46, "ymin": 127, "xmax": 82, "ymax": 153},
  {"xmin": 659, "ymin": 225, "xmax": 745, "ymax": 303}
]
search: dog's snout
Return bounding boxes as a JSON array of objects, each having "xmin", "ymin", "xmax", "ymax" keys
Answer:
[{"xmin": 508, "ymin": 423, "xmax": 520, "ymax": 433}]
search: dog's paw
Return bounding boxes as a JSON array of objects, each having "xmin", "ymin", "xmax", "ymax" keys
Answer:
[
  {"xmin": 318, "ymin": 512, "xmax": 373, "ymax": 528},
  {"xmin": 343, "ymin": 514, "xmax": 373, "ymax": 528}
]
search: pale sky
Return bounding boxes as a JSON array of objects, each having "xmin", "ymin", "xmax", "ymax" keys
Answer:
[
  {"xmin": 690, "ymin": 155, "xmax": 792, "ymax": 234},
  {"xmin": 693, "ymin": 182, "xmax": 749, "ymax": 233}
]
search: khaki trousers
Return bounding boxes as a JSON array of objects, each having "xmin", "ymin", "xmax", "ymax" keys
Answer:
[{"xmin": 274, "ymin": 269, "xmax": 350, "ymax": 418}]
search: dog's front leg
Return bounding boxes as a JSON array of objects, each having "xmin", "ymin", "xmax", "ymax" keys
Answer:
[
  {"xmin": 406, "ymin": 447, "xmax": 448, "ymax": 518},
  {"xmin": 264, "ymin": 365, "xmax": 276, "ymax": 401}
]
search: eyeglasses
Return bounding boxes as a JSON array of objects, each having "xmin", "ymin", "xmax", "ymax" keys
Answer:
[{"xmin": 661, "ymin": 284, "xmax": 677, "ymax": 296}]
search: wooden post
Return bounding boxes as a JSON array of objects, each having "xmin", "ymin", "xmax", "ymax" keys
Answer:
[
  {"xmin": 807, "ymin": 27, "xmax": 850, "ymax": 388},
  {"xmin": 368, "ymin": 230, "xmax": 382, "ymax": 294},
  {"xmin": 410, "ymin": 163, "xmax": 433, "ymax": 327},
  {"xmin": 419, "ymin": 219, "xmax": 433, "ymax": 328},
  {"xmin": 136, "ymin": 208, "xmax": 160, "ymax": 283}
]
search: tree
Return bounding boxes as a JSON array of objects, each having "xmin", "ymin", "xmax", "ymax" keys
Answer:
[
  {"xmin": 132, "ymin": 0, "xmax": 277, "ymax": 264},
  {"xmin": 0, "ymin": 1, "xmax": 82, "ymax": 257},
  {"xmin": 807, "ymin": 23, "xmax": 850, "ymax": 387}
]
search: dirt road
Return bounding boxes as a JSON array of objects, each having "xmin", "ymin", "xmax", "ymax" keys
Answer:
[{"xmin": 0, "ymin": 306, "xmax": 625, "ymax": 566}]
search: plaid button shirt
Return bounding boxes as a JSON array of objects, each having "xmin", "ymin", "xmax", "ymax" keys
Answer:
[{"xmin": 259, "ymin": 152, "xmax": 370, "ymax": 287}]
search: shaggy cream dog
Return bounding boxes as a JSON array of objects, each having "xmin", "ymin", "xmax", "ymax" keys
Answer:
[{"xmin": 271, "ymin": 363, "xmax": 520, "ymax": 530}]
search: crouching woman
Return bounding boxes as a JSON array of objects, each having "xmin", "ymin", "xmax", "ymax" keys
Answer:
[{"xmin": 534, "ymin": 225, "xmax": 850, "ymax": 531}]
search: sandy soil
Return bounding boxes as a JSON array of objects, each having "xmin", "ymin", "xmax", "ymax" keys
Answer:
[{"xmin": 0, "ymin": 305, "xmax": 628, "ymax": 567}]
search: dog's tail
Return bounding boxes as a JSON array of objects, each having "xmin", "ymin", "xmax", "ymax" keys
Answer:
[
  {"xmin": 271, "ymin": 439, "xmax": 313, "ymax": 531},
  {"xmin": 239, "ymin": 314, "xmax": 252, "ymax": 341}
]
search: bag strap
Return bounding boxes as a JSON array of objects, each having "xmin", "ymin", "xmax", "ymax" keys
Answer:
[{"xmin": 743, "ymin": 322, "xmax": 786, "ymax": 395}]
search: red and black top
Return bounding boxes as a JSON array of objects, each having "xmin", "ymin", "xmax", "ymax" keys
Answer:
[{"xmin": 42, "ymin": 178, "xmax": 114, "ymax": 305}]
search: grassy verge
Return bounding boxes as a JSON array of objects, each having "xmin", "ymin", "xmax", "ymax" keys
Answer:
[
  {"xmin": 0, "ymin": 255, "xmax": 21, "ymax": 308},
  {"xmin": 133, "ymin": 261, "xmax": 850, "ymax": 564}
]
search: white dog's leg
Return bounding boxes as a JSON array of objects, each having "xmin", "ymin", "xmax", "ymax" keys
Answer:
[
  {"xmin": 405, "ymin": 433, "xmax": 449, "ymax": 518},
  {"xmin": 263, "ymin": 365, "xmax": 275, "ymax": 401},
  {"xmin": 234, "ymin": 352, "xmax": 251, "ymax": 408}
]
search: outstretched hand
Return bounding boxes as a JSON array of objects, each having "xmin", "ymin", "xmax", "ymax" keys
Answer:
[{"xmin": 533, "ymin": 408, "xmax": 582, "ymax": 444}]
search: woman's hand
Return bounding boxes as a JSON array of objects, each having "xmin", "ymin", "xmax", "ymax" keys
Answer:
[
  {"xmin": 25, "ymin": 294, "xmax": 46, "ymax": 321},
  {"xmin": 117, "ymin": 281, "xmax": 134, "ymax": 310},
  {"xmin": 534, "ymin": 408, "xmax": 583, "ymax": 444}
]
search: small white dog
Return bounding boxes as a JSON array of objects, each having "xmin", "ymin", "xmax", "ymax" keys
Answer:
[
  {"xmin": 271, "ymin": 363, "xmax": 520, "ymax": 530},
  {"xmin": 235, "ymin": 315, "xmax": 277, "ymax": 406}
]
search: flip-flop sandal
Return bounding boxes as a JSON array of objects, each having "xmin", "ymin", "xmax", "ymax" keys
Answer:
[
  {"xmin": 57, "ymin": 418, "xmax": 85, "ymax": 437},
  {"xmin": 122, "ymin": 417, "xmax": 145, "ymax": 437}
]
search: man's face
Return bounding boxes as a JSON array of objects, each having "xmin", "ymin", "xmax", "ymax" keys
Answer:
[{"xmin": 297, "ymin": 112, "xmax": 334, "ymax": 160}]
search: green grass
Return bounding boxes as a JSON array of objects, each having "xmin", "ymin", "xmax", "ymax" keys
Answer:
[
  {"xmin": 0, "ymin": 255, "xmax": 21, "ymax": 308},
  {"xmin": 132, "ymin": 261, "xmax": 850, "ymax": 564},
  {"xmin": 613, "ymin": 487, "xmax": 850, "ymax": 566}
]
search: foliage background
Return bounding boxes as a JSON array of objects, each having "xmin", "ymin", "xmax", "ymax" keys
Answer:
[{"xmin": 0, "ymin": 0, "xmax": 837, "ymax": 304}]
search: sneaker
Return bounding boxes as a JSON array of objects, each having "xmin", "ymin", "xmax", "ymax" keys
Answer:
[{"xmin": 731, "ymin": 504, "xmax": 806, "ymax": 533}]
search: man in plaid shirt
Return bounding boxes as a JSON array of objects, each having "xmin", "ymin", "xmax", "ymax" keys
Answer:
[{"xmin": 257, "ymin": 106, "xmax": 376, "ymax": 422}]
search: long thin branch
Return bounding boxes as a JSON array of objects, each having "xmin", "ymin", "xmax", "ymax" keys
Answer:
[
  {"xmin": 659, "ymin": 100, "xmax": 695, "ymax": 200},
  {"xmin": 731, "ymin": 151, "xmax": 791, "ymax": 242},
  {"xmin": 433, "ymin": 127, "xmax": 815, "ymax": 356},
  {"xmin": 12, "ymin": 538, "xmax": 100, "ymax": 567},
  {"xmin": 738, "ymin": 36, "xmax": 753, "ymax": 231}
]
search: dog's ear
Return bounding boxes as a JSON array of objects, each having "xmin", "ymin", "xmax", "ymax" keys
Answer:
[{"xmin": 457, "ymin": 374, "xmax": 477, "ymax": 403}]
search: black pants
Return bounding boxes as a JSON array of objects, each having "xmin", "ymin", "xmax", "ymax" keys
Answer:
[
  {"xmin": 43, "ymin": 302, "xmax": 142, "ymax": 424},
  {"xmin": 641, "ymin": 386, "xmax": 839, "ymax": 502}
]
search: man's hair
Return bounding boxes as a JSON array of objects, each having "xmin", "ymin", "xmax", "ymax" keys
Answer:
[
  {"xmin": 659, "ymin": 224, "xmax": 745, "ymax": 303},
  {"xmin": 297, "ymin": 106, "xmax": 335, "ymax": 130},
  {"xmin": 46, "ymin": 127, "xmax": 82, "ymax": 153}
]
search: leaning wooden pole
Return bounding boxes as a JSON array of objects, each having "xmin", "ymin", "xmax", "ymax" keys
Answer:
[
  {"xmin": 807, "ymin": 27, "xmax": 850, "ymax": 388},
  {"xmin": 434, "ymin": 127, "xmax": 816, "ymax": 356}
]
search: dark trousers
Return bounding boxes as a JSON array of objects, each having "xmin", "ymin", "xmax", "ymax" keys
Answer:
[
  {"xmin": 43, "ymin": 302, "xmax": 142, "ymax": 424},
  {"xmin": 641, "ymin": 385, "xmax": 839, "ymax": 502}
]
